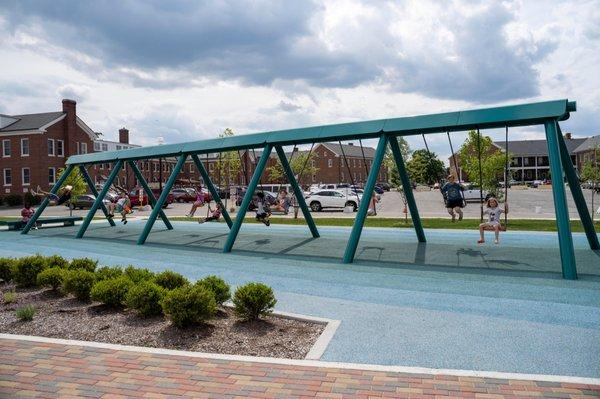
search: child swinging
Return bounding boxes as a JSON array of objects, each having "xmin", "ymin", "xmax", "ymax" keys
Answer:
[
  {"xmin": 198, "ymin": 203, "xmax": 222, "ymax": 224},
  {"xmin": 254, "ymin": 192, "xmax": 271, "ymax": 226},
  {"xmin": 478, "ymin": 197, "xmax": 509, "ymax": 244}
]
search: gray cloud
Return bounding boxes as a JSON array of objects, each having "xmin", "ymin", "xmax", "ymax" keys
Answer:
[{"xmin": 1, "ymin": 0, "xmax": 554, "ymax": 102}]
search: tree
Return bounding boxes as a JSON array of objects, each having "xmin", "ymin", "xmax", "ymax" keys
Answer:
[
  {"xmin": 57, "ymin": 167, "xmax": 87, "ymax": 216},
  {"xmin": 406, "ymin": 149, "xmax": 445, "ymax": 186},
  {"xmin": 458, "ymin": 130, "xmax": 509, "ymax": 198},
  {"xmin": 214, "ymin": 128, "xmax": 241, "ymax": 188},
  {"xmin": 266, "ymin": 148, "xmax": 319, "ymax": 186},
  {"xmin": 580, "ymin": 146, "xmax": 600, "ymax": 221},
  {"xmin": 384, "ymin": 137, "xmax": 410, "ymax": 189}
]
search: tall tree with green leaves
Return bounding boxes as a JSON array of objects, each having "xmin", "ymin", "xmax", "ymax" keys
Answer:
[
  {"xmin": 266, "ymin": 148, "xmax": 319, "ymax": 186},
  {"xmin": 458, "ymin": 130, "xmax": 509, "ymax": 198},
  {"xmin": 384, "ymin": 137, "xmax": 410, "ymax": 188},
  {"xmin": 406, "ymin": 149, "xmax": 445, "ymax": 186},
  {"xmin": 56, "ymin": 167, "xmax": 87, "ymax": 215},
  {"xmin": 580, "ymin": 146, "xmax": 600, "ymax": 220},
  {"xmin": 214, "ymin": 128, "xmax": 242, "ymax": 188}
]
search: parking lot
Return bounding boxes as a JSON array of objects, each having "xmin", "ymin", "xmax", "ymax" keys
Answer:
[{"xmin": 1, "ymin": 186, "xmax": 598, "ymax": 220}]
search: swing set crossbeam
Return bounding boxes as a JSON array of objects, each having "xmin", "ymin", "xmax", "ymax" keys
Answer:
[{"xmin": 20, "ymin": 98, "xmax": 597, "ymax": 280}]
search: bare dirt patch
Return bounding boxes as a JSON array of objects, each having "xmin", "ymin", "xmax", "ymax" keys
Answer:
[{"xmin": 0, "ymin": 284, "xmax": 324, "ymax": 359}]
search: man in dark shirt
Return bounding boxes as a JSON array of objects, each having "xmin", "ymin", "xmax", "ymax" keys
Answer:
[{"xmin": 440, "ymin": 175, "xmax": 464, "ymax": 222}]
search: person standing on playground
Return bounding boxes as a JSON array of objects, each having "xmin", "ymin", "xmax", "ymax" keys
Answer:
[{"xmin": 441, "ymin": 174, "xmax": 464, "ymax": 222}]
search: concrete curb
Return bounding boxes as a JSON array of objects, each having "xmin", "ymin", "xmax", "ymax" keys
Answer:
[{"xmin": 1, "ymin": 333, "xmax": 598, "ymax": 385}]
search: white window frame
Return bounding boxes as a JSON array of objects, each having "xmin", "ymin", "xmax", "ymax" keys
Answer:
[
  {"xmin": 2, "ymin": 139, "xmax": 11, "ymax": 157},
  {"xmin": 21, "ymin": 138, "xmax": 30, "ymax": 157},
  {"xmin": 3, "ymin": 168, "xmax": 11, "ymax": 186},
  {"xmin": 102, "ymin": 143, "xmax": 108, "ymax": 152},
  {"xmin": 47, "ymin": 138, "xmax": 55, "ymax": 156},
  {"xmin": 81, "ymin": 142, "xmax": 87, "ymax": 154},
  {"xmin": 48, "ymin": 167, "xmax": 56, "ymax": 185},
  {"xmin": 22, "ymin": 167, "xmax": 30, "ymax": 186},
  {"xmin": 328, "ymin": 159, "xmax": 333, "ymax": 168},
  {"xmin": 56, "ymin": 140, "xmax": 64, "ymax": 157}
]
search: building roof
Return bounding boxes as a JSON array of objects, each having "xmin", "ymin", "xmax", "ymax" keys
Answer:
[
  {"xmin": 493, "ymin": 138, "xmax": 586, "ymax": 156},
  {"xmin": 573, "ymin": 135, "xmax": 600, "ymax": 153},
  {"xmin": 0, "ymin": 112, "xmax": 65, "ymax": 133},
  {"xmin": 321, "ymin": 142, "xmax": 376, "ymax": 158}
]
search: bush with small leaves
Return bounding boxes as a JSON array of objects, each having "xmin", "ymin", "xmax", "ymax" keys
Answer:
[
  {"xmin": 123, "ymin": 266, "xmax": 155, "ymax": 283},
  {"xmin": 16, "ymin": 305, "xmax": 36, "ymax": 321},
  {"xmin": 90, "ymin": 277, "xmax": 134, "ymax": 307},
  {"xmin": 232, "ymin": 283, "xmax": 277, "ymax": 321},
  {"xmin": 36, "ymin": 268, "xmax": 65, "ymax": 291},
  {"xmin": 45, "ymin": 255, "xmax": 69, "ymax": 269},
  {"xmin": 154, "ymin": 270, "xmax": 189, "ymax": 290},
  {"xmin": 68, "ymin": 258, "xmax": 98, "ymax": 272},
  {"xmin": 14, "ymin": 254, "xmax": 48, "ymax": 287},
  {"xmin": 0, "ymin": 257, "xmax": 17, "ymax": 283},
  {"xmin": 125, "ymin": 281, "xmax": 166, "ymax": 317},
  {"xmin": 3, "ymin": 291, "xmax": 17, "ymax": 304},
  {"xmin": 196, "ymin": 275, "xmax": 230, "ymax": 306},
  {"xmin": 96, "ymin": 266, "xmax": 123, "ymax": 281},
  {"xmin": 161, "ymin": 285, "xmax": 216, "ymax": 327},
  {"xmin": 63, "ymin": 270, "xmax": 96, "ymax": 301}
]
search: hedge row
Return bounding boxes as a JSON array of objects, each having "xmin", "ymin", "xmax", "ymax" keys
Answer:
[
  {"xmin": 0, "ymin": 255, "xmax": 276, "ymax": 326},
  {"xmin": 0, "ymin": 192, "xmax": 42, "ymax": 207}
]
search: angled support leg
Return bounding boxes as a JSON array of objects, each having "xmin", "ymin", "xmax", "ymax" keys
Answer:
[
  {"xmin": 79, "ymin": 165, "xmax": 115, "ymax": 227},
  {"xmin": 128, "ymin": 160, "xmax": 173, "ymax": 230},
  {"xmin": 21, "ymin": 164, "xmax": 76, "ymax": 234},
  {"xmin": 274, "ymin": 145, "xmax": 319, "ymax": 238},
  {"xmin": 545, "ymin": 120, "xmax": 577, "ymax": 279},
  {"xmin": 389, "ymin": 136, "xmax": 425, "ymax": 242},
  {"xmin": 76, "ymin": 160, "xmax": 123, "ymax": 239},
  {"xmin": 191, "ymin": 154, "xmax": 233, "ymax": 228},
  {"xmin": 137, "ymin": 154, "xmax": 187, "ymax": 245},
  {"xmin": 224, "ymin": 144, "xmax": 273, "ymax": 253},
  {"xmin": 556, "ymin": 124, "xmax": 599, "ymax": 250},
  {"xmin": 343, "ymin": 135, "xmax": 388, "ymax": 263}
]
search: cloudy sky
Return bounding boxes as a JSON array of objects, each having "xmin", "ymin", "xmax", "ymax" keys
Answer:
[{"xmin": 0, "ymin": 0, "xmax": 599, "ymax": 160}]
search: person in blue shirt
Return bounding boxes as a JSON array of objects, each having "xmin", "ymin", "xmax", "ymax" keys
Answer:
[{"xmin": 441, "ymin": 174, "xmax": 464, "ymax": 222}]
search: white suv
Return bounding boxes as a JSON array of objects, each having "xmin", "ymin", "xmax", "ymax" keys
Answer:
[{"xmin": 305, "ymin": 190, "xmax": 362, "ymax": 212}]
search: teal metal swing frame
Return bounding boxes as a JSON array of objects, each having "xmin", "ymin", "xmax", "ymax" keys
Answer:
[{"xmin": 21, "ymin": 99, "xmax": 598, "ymax": 280}]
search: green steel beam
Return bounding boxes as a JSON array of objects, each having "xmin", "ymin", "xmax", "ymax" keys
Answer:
[
  {"xmin": 21, "ymin": 164, "xmax": 75, "ymax": 234},
  {"xmin": 66, "ymin": 99, "xmax": 576, "ymax": 166},
  {"xmin": 343, "ymin": 135, "xmax": 388, "ymax": 263},
  {"xmin": 76, "ymin": 160, "xmax": 123, "ymax": 239},
  {"xmin": 223, "ymin": 144, "xmax": 273, "ymax": 253},
  {"xmin": 79, "ymin": 165, "xmax": 115, "ymax": 227},
  {"xmin": 544, "ymin": 120, "xmax": 577, "ymax": 279},
  {"xmin": 127, "ymin": 160, "xmax": 173, "ymax": 230},
  {"xmin": 274, "ymin": 145, "xmax": 319, "ymax": 238},
  {"xmin": 190, "ymin": 154, "xmax": 233, "ymax": 228},
  {"xmin": 389, "ymin": 137, "xmax": 425, "ymax": 242},
  {"xmin": 556, "ymin": 124, "xmax": 599, "ymax": 250},
  {"xmin": 137, "ymin": 154, "xmax": 187, "ymax": 245}
]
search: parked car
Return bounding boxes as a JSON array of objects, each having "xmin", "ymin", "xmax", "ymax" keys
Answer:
[
  {"xmin": 172, "ymin": 188, "xmax": 197, "ymax": 203},
  {"xmin": 235, "ymin": 190, "xmax": 278, "ymax": 210},
  {"xmin": 461, "ymin": 184, "xmax": 487, "ymax": 202},
  {"xmin": 68, "ymin": 194, "xmax": 111, "ymax": 209},
  {"xmin": 305, "ymin": 190, "xmax": 362, "ymax": 212},
  {"xmin": 128, "ymin": 188, "xmax": 174, "ymax": 208}
]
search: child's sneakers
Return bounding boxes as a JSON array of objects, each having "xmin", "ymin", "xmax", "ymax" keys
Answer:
[
  {"xmin": 494, "ymin": 239, "xmax": 499, "ymax": 244},
  {"xmin": 477, "ymin": 239, "xmax": 485, "ymax": 244}
]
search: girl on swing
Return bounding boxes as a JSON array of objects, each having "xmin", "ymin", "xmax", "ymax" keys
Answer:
[
  {"xmin": 29, "ymin": 184, "xmax": 73, "ymax": 207},
  {"xmin": 198, "ymin": 203, "xmax": 222, "ymax": 224},
  {"xmin": 186, "ymin": 186, "xmax": 205, "ymax": 217},
  {"xmin": 478, "ymin": 197, "xmax": 508, "ymax": 244},
  {"xmin": 255, "ymin": 192, "xmax": 271, "ymax": 226},
  {"xmin": 441, "ymin": 175, "xmax": 464, "ymax": 222}
]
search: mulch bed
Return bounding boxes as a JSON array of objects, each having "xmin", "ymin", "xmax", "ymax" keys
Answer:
[{"xmin": 0, "ymin": 284, "xmax": 324, "ymax": 359}]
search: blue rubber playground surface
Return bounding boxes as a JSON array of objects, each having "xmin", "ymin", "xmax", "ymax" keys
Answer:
[{"xmin": 1, "ymin": 220, "xmax": 599, "ymax": 378}]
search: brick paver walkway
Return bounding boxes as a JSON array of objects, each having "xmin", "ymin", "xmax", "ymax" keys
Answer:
[{"xmin": 1, "ymin": 338, "xmax": 599, "ymax": 399}]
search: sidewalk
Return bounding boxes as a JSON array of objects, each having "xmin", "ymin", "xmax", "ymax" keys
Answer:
[{"xmin": 2, "ymin": 337, "xmax": 599, "ymax": 399}]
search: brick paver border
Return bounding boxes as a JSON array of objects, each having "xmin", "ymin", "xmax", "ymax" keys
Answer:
[{"xmin": 1, "ymin": 334, "xmax": 599, "ymax": 399}]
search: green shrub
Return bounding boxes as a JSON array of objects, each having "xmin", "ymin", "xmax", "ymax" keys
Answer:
[
  {"xmin": 23, "ymin": 192, "xmax": 41, "ymax": 206},
  {"xmin": 232, "ymin": 283, "xmax": 277, "ymax": 321},
  {"xmin": 96, "ymin": 266, "xmax": 123, "ymax": 281},
  {"xmin": 45, "ymin": 255, "xmax": 69, "ymax": 269},
  {"xmin": 0, "ymin": 195, "xmax": 3, "ymax": 206},
  {"xmin": 126, "ymin": 281, "xmax": 166, "ymax": 317},
  {"xmin": 90, "ymin": 277, "xmax": 134, "ymax": 307},
  {"xmin": 0, "ymin": 257, "xmax": 17, "ymax": 283},
  {"xmin": 196, "ymin": 275, "xmax": 230, "ymax": 306},
  {"xmin": 3, "ymin": 291, "xmax": 17, "ymax": 304},
  {"xmin": 63, "ymin": 270, "xmax": 96, "ymax": 300},
  {"xmin": 4, "ymin": 194, "xmax": 23, "ymax": 207},
  {"xmin": 68, "ymin": 258, "xmax": 98, "ymax": 272},
  {"xmin": 16, "ymin": 305, "xmax": 36, "ymax": 321},
  {"xmin": 154, "ymin": 270, "xmax": 189, "ymax": 290},
  {"xmin": 14, "ymin": 254, "xmax": 48, "ymax": 287},
  {"xmin": 36, "ymin": 268, "xmax": 65, "ymax": 291},
  {"xmin": 123, "ymin": 266, "xmax": 155, "ymax": 283},
  {"xmin": 161, "ymin": 285, "xmax": 216, "ymax": 327}
]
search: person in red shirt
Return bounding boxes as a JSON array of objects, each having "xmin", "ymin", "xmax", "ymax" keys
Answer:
[{"xmin": 21, "ymin": 203, "xmax": 35, "ymax": 222}]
